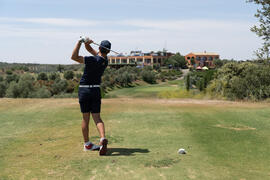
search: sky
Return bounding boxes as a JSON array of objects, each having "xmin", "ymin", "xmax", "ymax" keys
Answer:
[{"xmin": 0, "ymin": 0, "xmax": 262, "ymax": 64}]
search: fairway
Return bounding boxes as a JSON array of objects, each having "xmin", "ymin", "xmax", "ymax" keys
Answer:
[
  {"xmin": 0, "ymin": 98, "xmax": 270, "ymax": 180},
  {"xmin": 105, "ymin": 80, "xmax": 184, "ymax": 98}
]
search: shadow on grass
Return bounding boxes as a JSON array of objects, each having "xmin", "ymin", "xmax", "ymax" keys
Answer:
[{"xmin": 107, "ymin": 148, "xmax": 150, "ymax": 156}]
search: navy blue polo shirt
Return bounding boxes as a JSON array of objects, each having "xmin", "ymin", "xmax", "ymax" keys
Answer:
[{"xmin": 80, "ymin": 55, "xmax": 108, "ymax": 85}]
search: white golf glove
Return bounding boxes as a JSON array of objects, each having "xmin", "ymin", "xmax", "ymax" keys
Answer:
[{"xmin": 79, "ymin": 36, "xmax": 90, "ymax": 43}]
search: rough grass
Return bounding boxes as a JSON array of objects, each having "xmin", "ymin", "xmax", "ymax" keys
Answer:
[
  {"xmin": 0, "ymin": 98, "xmax": 270, "ymax": 180},
  {"xmin": 157, "ymin": 89, "xmax": 206, "ymax": 99}
]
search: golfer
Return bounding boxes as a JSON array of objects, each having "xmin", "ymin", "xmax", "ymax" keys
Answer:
[{"xmin": 71, "ymin": 37, "xmax": 110, "ymax": 155}]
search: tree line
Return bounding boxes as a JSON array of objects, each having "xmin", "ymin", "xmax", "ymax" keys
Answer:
[
  {"xmin": 184, "ymin": 60, "xmax": 270, "ymax": 101},
  {"xmin": 0, "ymin": 65, "xmax": 183, "ymax": 98}
]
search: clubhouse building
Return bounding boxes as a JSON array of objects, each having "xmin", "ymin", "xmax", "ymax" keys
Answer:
[
  {"xmin": 108, "ymin": 51, "xmax": 174, "ymax": 68},
  {"xmin": 185, "ymin": 52, "xmax": 220, "ymax": 69}
]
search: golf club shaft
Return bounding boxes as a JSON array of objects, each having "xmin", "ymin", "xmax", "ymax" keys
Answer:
[{"xmin": 92, "ymin": 42, "xmax": 120, "ymax": 55}]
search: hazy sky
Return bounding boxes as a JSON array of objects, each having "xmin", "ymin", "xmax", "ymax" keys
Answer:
[{"xmin": 0, "ymin": 0, "xmax": 261, "ymax": 64}]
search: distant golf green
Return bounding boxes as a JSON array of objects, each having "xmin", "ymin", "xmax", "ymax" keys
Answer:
[{"xmin": 0, "ymin": 96, "xmax": 269, "ymax": 179}]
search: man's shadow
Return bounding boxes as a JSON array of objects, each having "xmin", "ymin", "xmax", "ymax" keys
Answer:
[{"xmin": 106, "ymin": 148, "xmax": 150, "ymax": 156}]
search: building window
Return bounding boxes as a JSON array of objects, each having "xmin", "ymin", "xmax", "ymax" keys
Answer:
[
  {"xmin": 196, "ymin": 57, "xmax": 201, "ymax": 61},
  {"xmin": 122, "ymin": 59, "xmax": 127, "ymax": 64},
  {"xmin": 112, "ymin": 59, "xmax": 115, "ymax": 64},
  {"xmin": 137, "ymin": 58, "xmax": 143, "ymax": 62},
  {"xmin": 145, "ymin": 59, "xmax": 151, "ymax": 64},
  {"xmin": 209, "ymin": 57, "xmax": 213, "ymax": 61},
  {"xmin": 187, "ymin": 57, "xmax": 190, "ymax": 60},
  {"xmin": 153, "ymin": 58, "xmax": 157, "ymax": 63},
  {"xmin": 202, "ymin": 56, "xmax": 207, "ymax": 61},
  {"xmin": 158, "ymin": 58, "xmax": 161, "ymax": 63},
  {"xmin": 116, "ymin": 59, "xmax": 120, "ymax": 64},
  {"xmin": 129, "ymin": 58, "xmax": 135, "ymax": 63}
]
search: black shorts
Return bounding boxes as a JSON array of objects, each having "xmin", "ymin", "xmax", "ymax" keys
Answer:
[{"xmin": 78, "ymin": 87, "xmax": 101, "ymax": 113}]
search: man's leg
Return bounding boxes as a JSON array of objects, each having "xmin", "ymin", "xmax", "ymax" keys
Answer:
[
  {"xmin": 91, "ymin": 113, "xmax": 105, "ymax": 139},
  {"xmin": 92, "ymin": 113, "xmax": 108, "ymax": 155},
  {"xmin": 82, "ymin": 113, "xmax": 90, "ymax": 143},
  {"xmin": 81, "ymin": 112, "xmax": 100, "ymax": 151}
]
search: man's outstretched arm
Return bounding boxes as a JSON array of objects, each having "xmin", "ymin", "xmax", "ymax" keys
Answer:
[
  {"xmin": 85, "ymin": 39, "xmax": 98, "ymax": 56},
  {"xmin": 71, "ymin": 41, "xmax": 84, "ymax": 64}
]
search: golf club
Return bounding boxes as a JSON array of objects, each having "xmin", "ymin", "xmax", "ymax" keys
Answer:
[{"xmin": 80, "ymin": 36, "xmax": 120, "ymax": 55}]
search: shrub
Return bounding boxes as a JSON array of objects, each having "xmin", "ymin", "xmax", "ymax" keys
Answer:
[
  {"xmin": 5, "ymin": 74, "xmax": 35, "ymax": 98},
  {"xmin": 49, "ymin": 72, "xmax": 60, "ymax": 80},
  {"xmin": 153, "ymin": 64, "xmax": 161, "ymax": 71},
  {"xmin": 66, "ymin": 80, "xmax": 77, "ymax": 93},
  {"xmin": 144, "ymin": 66, "xmax": 153, "ymax": 71},
  {"xmin": 6, "ymin": 82, "xmax": 20, "ymax": 98},
  {"xmin": 29, "ymin": 87, "xmax": 51, "ymax": 98},
  {"xmin": 17, "ymin": 66, "xmax": 29, "ymax": 72},
  {"xmin": 5, "ymin": 69, "xmax": 12, "ymax": 75},
  {"xmin": 159, "ymin": 73, "xmax": 166, "ymax": 82},
  {"xmin": 158, "ymin": 70, "xmax": 182, "ymax": 81},
  {"xmin": 17, "ymin": 74, "xmax": 35, "ymax": 98},
  {"xmin": 101, "ymin": 66, "xmax": 140, "ymax": 90},
  {"xmin": 0, "ymin": 82, "xmax": 6, "ymax": 97},
  {"xmin": 5, "ymin": 74, "xmax": 19, "ymax": 83},
  {"xmin": 51, "ymin": 79, "xmax": 68, "ymax": 95},
  {"xmin": 75, "ymin": 73, "xmax": 83, "ymax": 79},
  {"xmin": 64, "ymin": 71, "xmax": 74, "ymax": 80},
  {"xmin": 213, "ymin": 59, "xmax": 224, "ymax": 68},
  {"xmin": 207, "ymin": 62, "xmax": 270, "ymax": 100},
  {"xmin": 37, "ymin": 73, "xmax": 48, "ymax": 81},
  {"xmin": 23, "ymin": 66, "xmax": 29, "ymax": 72},
  {"xmin": 185, "ymin": 74, "xmax": 190, "ymax": 91},
  {"xmin": 186, "ymin": 70, "xmax": 216, "ymax": 91},
  {"xmin": 141, "ymin": 70, "xmax": 156, "ymax": 84},
  {"xmin": 196, "ymin": 78, "xmax": 205, "ymax": 91},
  {"xmin": 115, "ymin": 71, "xmax": 134, "ymax": 87},
  {"xmin": 73, "ymin": 83, "xmax": 79, "ymax": 93},
  {"xmin": 100, "ymin": 88, "xmax": 106, "ymax": 98}
]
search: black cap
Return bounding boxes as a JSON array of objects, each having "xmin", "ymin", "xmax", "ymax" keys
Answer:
[{"xmin": 100, "ymin": 40, "xmax": 111, "ymax": 50}]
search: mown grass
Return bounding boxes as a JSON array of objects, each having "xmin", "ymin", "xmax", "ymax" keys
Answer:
[
  {"xmin": 0, "ymin": 98, "xmax": 270, "ymax": 179},
  {"xmin": 105, "ymin": 80, "xmax": 185, "ymax": 98},
  {"xmin": 105, "ymin": 80, "xmax": 207, "ymax": 99}
]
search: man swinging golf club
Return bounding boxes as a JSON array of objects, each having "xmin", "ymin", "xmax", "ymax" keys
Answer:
[{"xmin": 71, "ymin": 37, "xmax": 110, "ymax": 155}]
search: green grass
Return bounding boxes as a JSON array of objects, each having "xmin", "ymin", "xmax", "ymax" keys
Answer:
[
  {"xmin": 105, "ymin": 80, "xmax": 184, "ymax": 98},
  {"xmin": 105, "ymin": 80, "xmax": 206, "ymax": 99},
  {"xmin": 0, "ymin": 98, "xmax": 270, "ymax": 179}
]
